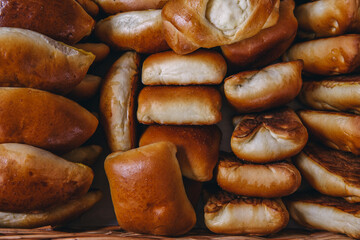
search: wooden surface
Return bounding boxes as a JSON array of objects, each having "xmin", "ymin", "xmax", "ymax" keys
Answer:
[{"xmin": 0, "ymin": 226, "xmax": 353, "ymax": 240}]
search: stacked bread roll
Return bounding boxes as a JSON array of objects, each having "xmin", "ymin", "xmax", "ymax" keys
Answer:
[
  {"xmin": 283, "ymin": 1, "xmax": 360, "ymax": 238},
  {"xmin": 0, "ymin": 0, "xmax": 106, "ymax": 228}
]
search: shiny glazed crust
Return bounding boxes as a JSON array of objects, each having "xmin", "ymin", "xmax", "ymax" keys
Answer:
[
  {"xmin": 217, "ymin": 152, "xmax": 301, "ymax": 198},
  {"xmin": 95, "ymin": 0, "xmax": 168, "ymax": 14},
  {"xmin": 0, "ymin": 88, "xmax": 98, "ymax": 153},
  {"xmin": 161, "ymin": 0, "xmax": 279, "ymax": 54},
  {"xmin": 104, "ymin": 142, "xmax": 196, "ymax": 236},
  {"xmin": 139, "ymin": 125, "xmax": 221, "ymax": 181},
  {"xmin": 0, "ymin": 0, "xmax": 94, "ymax": 44}
]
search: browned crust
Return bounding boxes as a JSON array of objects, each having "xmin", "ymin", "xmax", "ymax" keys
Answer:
[
  {"xmin": 0, "ymin": 0, "xmax": 94, "ymax": 44},
  {"xmin": 161, "ymin": 0, "xmax": 278, "ymax": 54},
  {"xmin": 96, "ymin": 0, "xmax": 168, "ymax": 14},
  {"xmin": 303, "ymin": 143, "xmax": 360, "ymax": 188},
  {"xmin": 233, "ymin": 107, "xmax": 306, "ymax": 140},
  {"xmin": 139, "ymin": 125, "xmax": 221, "ymax": 181},
  {"xmin": 0, "ymin": 88, "xmax": 98, "ymax": 153},
  {"xmin": 221, "ymin": 0, "xmax": 298, "ymax": 69},
  {"xmin": 286, "ymin": 191, "xmax": 360, "ymax": 215}
]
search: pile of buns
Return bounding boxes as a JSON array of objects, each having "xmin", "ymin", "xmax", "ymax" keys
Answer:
[{"xmin": 2, "ymin": 0, "xmax": 360, "ymax": 238}]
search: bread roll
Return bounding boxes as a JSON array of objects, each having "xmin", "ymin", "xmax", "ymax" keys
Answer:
[
  {"xmin": 0, "ymin": 28, "xmax": 95, "ymax": 94},
  {"xmin": 299, "ymin": 75, "xmax": 360, "ymax": 114},
  {"xmin": 295, "ymin": 0, "xmax": 360, "ymax": 39},
  {"xmin": 0, "ymin": 191, "xmax": 102, "ymax": 228},
  {"xmin": 286, "ymin": 192, "xmax": 360, "ymax": 239},
  {"xmin": 295, "ymin": 143, "xmax": 360, "ymax": 202},
  {"xmin": 283, "ymin": 34, "xmax": 360, "ymax": 76},
  {"xmin": 76, "ymin": 0, "xmax": 99, "ymax": 17},
  {"xmin": 298, "ymin": 110, "xmax": 360, "ymax": 155},
  {"xmin": 68, "ymin": 75, "xmax": 102, "ymax": 101},
  {"xmin": 162, "ymin": 0, "xmax": 279, "ymax": 54},
  {"xmin": 139, "ymin": 125, "xmax": 221, "ymax": 181},
  {"xmin": 137, "ymin": 86, "xmax": 222, "ymax": 125},
  {"xmin": 0, "ymin": 143, "xmax": 94, "ymax": 213},
  {"xmin": 221, "ymin": 0, "xmax": 297, "ymax": 69},
  {"xmin": 224, "ymin": 61, "xmax": 303, "ymax": 113},
  {"xmin": 62, "ymin": 145, "xmax": 102, "ymax": 166},
  {"xmin": 104, "ymin": 142, "xmax": 196, "ymax": 236},
  {"xmin": 142, "ymin": 50, "xmax": 227, "ymax": 85},
  {"xmin": 0, "ymin": 0, "xmax": 94, "ymax": 44},
  {"xmin": 0, "ymin": 88, "xmax": 98, "ymax": 153},
  {"xmin": 95, "ymin": 0, "xmax": 168, "ymax": 14},
  {"xmin": 217, "ymin": 152, "xmax": 301, "ymax": 198},
  {"xmin": 100, "ymin": 52, "xmax": 140, "ymax": 152},
  {"xmin": 231, "ymin": 108, "xmax": 308, "ymax": 163},
  {"xmin": 204, "ymin": 191, "xmax": 289, "ymax": 235},
  {"xmin": 95, "ymin": 10, "xmax": 169, "ymax": 54},
  {"xmin": 74, "ymin": 43, "xmax": 110, "ymax": 62}
]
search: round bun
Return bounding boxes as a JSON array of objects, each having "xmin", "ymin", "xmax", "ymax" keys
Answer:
[{"xmin": 217, "ymin": 152, "xmax": 301, "ymax": 198}]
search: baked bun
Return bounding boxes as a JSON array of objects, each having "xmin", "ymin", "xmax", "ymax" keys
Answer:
[
  {"xmin": 221, "ymin": 0, "xmax": 297, "ymax": 69},
  {"xmin": 68, "ymin": 75, "xmax": 102, "ymax": 101},
  {"xmin": 162, "ymin": 0, "xmax": 279, "ymax": 54},
  {"xmin": 283, "ymin": 34, "xmax": 360, "ymax": 76},
  {"xmin": 231, "ymin": 108, "xmax": 308, "ymax": 163},
  {"xmin": 104, "ymin": 142, "xmax": 196, "ymax": 236},
  {"xmin": 100, "ymin": 52, "xmax": 140, "ymax": 152},
  {"xmin": 95, "ymin": 0, "xmax": 168, "ymax": 14},
  {"xmin": 299, "ymin": 75, "xmax": 360, "ymax": 114},
  {"xmin": 139, "ymin": 125, "xmax": 221, "ymax": 181},
  {"xmin": 217, "ymin": 152, "xmax": 301, "ymax": 198},
  {"xmin": 137, "ymin": 86, "xmax": 222, "ymax": 125},
  {"xmin": 295, "ymin": 143, "xmax": 360, "ymax": 203},
  {"xmin": 286, "ymin": 192, "xmax": 360, "ymax": 239},
  {"xmin": 76, "ymin": 0, "xmax": 99, "ymax": 17},
  {"xmin": 142, "ymin": 50, "xmax": 227, "ymax": 85},
  {"xmin": 62, "ymin": 145, "xmax": 103, "ymax": 166},
  {"xmin": 0, "ymin": 28, "xmax": 95, "ymax": 94},
  {"xmin": 0, "ymin": 88, "xmax": 98, "ymax": 153},
  {"xmin": 0, "ymin": 190, "xmax": 102, "ymax": 228},
  {"xmin": 95, "ymin": 10, "xmax": 169, "ymax": 54},
  {"xmin": 204, "ymin": 191, "xmax": 289, "ymax": 235},
  {"xmin": 298, "ymin": 110, "xmax": 360, "ymax": 155},
  {"xmin": 295, "ymin": 0, "xmax": 360, "ymax": 39},
  {"xmin": 0, "ymin": 143, "xmax": 94, "ymax": 213},
  {"xmin": 0, "ymin": 0, "xmax": 94, "ymax": 44},
  {"xmin": 224, "ymin": 61, "xmax": 303, "ymax": 113}
]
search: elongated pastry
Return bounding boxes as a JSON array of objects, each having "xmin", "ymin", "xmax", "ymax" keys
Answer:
[
  {"xmin": 295, "ymin": 143, "xmax": 360, "ymax": 203},
  {"xmin": 139, "ymin": 125, "xmax": 221, "ymax": 181},
  {"xmin": 100, "ymin": 52, "xmax": 140, "ymax": 152},
  {"xmin": 0, "ymin": 0, "xmax": 94, "ymax": 44},
  {"xmin": 231, "ymin": 108, "xmax": 308, "ymax": 163},
  {"xmin": 221, "ymin": 0, "xmax": 297, "ymax": 69},
  {"xmin": 299, "ymin": 75, "xmax": 360, "ymax": 114},
  {"xmin": 162, "ymin": 0, "xmax": 279, "ymax": 54},
  {"xmin": 295, "ymin": 0, "xmax": 360, "ymax": 39},
  {"xmin": 283, "ymin": 34, "xmax": 360, "ymax": 76},
  {"xmin": 68, "ymin": 75, "xmax": 102, "ymax": 101},
  {"xmin": 137, "ymin": 86, "xmax": 222, "ymax": 125},
  {"xmin": 298, "ymin": 110, "xmax": 360, "ymax": 155},
  {"xmin": 0, "ymin": 88, "xmax": 98, "ymax": 153},
  {"xmin": 0, "ymin": 143, "xmax": 94, "ymax": 213},
  {"xmin": 217, "ymin": 152, "xmax": 301, "ymax": 198},
  {"xmin": 224, "ymin": 60, "xmax": 303, "ymax": 113},
  {"xmin": 142, "ymin": 50, "xmax": 227, "ymax": 85},
  {"xmin": 105, "ymin": 142, "xmax": 196, "ymax": 236},
  {"xmin": 95, "ymin": 10, "xmax": 169, "ymax": 53},
  {"xmin": 286, "ymin": 192, "xmax": 360, "ymax": 239},
  {"xmin": 204, "ymin": 191, "xmax": 289, "ymax": 235},
  {"xmin": 0, "ymin": 28, "xmax": 95, "ymax": 94}
]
